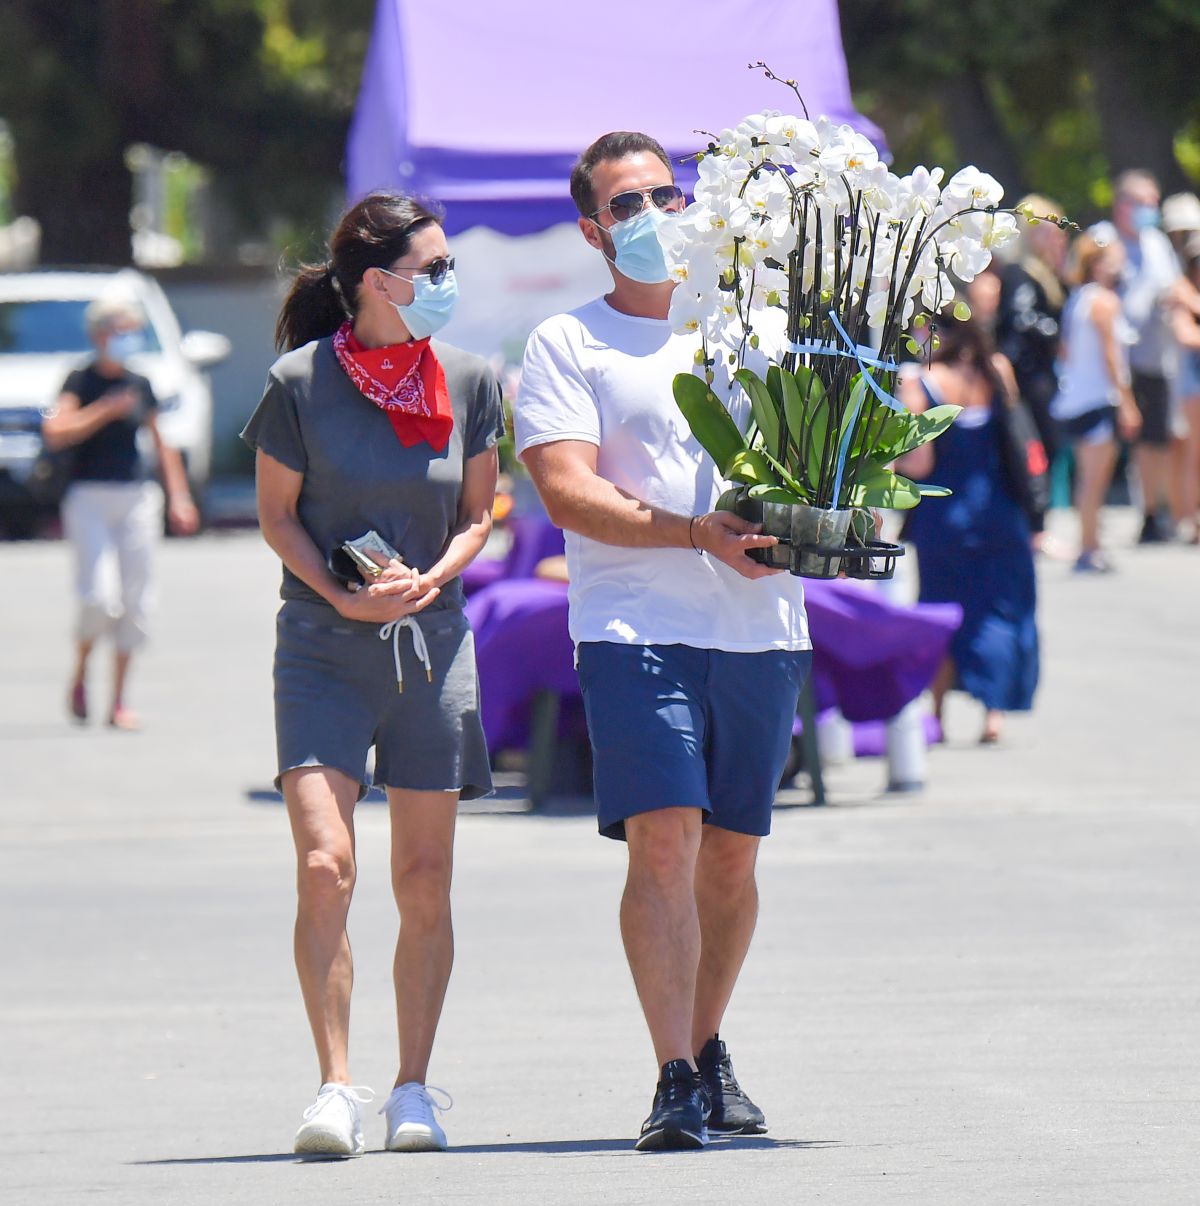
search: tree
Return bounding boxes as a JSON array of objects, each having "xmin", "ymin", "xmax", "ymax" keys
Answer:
[
  {"xmin": 0, "ymin": 0, "xmax": 374, "ymax": 264},
  {"xmin": 841, "ymin": 0, "xmax": 1200, "ymax": 220}
]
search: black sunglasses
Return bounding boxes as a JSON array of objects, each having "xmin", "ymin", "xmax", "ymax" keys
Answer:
[
  {"xmin": 383, "ymin": 256, "xmax": 456, "ymax": 287},
  {"xmin": 593, "ymin": 185, "xmax": 686, "ymax": 224}
]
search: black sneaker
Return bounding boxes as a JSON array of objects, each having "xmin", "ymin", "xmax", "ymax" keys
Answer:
[
  {"xmin": 634, "ymin": 1059, "xmax": 708, "ymax": 1151},
  {"xmin": 696, "ymin": 1036, "xmax": 767, "ymax": 1134},
  {"xmin": 1138, "ymin": 514, "xmax": 1170, "ymax": 545}
]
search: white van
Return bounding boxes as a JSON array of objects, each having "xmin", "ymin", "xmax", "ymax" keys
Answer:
[{"xmin": 0, "ymin": 268, "xmax": 229, "ymax": 536}]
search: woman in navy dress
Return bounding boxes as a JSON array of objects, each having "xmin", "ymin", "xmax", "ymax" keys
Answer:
[{"xmin": 898, "ymin": 318, "xmax": 1039, "ymax": 744}]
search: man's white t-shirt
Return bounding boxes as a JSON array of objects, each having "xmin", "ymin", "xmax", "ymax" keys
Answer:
[{"xmin": 515, "ymin": 297, "xmax": 810, "ymax": 653}]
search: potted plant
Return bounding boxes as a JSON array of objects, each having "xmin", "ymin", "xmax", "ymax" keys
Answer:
[{"xmin": 663, "ymin": 65, "xmax": 1072, "ymax": 578}]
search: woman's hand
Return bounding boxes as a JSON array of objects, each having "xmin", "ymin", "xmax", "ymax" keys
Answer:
[
  {"xmin": 361, "ymin": 550, "xmax": 430, "ymax": 600},
  {"xmin": 1118, "ymin": 390, "xmax": 1143, "ymax": 442},
  {"xmin": 334, "ymin": 578, "xmax": 441, "ymax": 623},
  {"xmin": 166, "ymin": 494, "xmax": 200, "ymax": 536}
]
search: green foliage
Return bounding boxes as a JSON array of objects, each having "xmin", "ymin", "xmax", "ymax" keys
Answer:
[
  {"xmin": 841, "ymin": 0, "xmax": 1200, "ymax": 220},
  {"xmin": 0, "ymin": 0, "xmax": 376, "ymax": 261},
  {"xmin": 672, "ymin": 373, "xmax": 747, "ymax": 477}
]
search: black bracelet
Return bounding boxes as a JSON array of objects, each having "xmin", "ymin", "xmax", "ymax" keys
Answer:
[{"xmin": 688, "ymin": 515, "xmax": 702, "ymax": 554}]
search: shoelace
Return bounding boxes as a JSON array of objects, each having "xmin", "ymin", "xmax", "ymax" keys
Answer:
[
  {"xmin": 378, "ymin": 616, "xmax": 432, "ymax": 693},
  {"xmin": 303, "ymin": 1084, "xmax": 375, "ymax": 1119},
  {"xmin": 713, "ymin": 1056, "xmax": 748, "ymax": 1101},
  {"xmin": 380, "ymin": 1082, "xmax": 453, "ymax": 1122}
]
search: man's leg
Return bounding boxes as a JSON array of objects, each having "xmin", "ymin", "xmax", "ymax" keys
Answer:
[
  {"xmin": 692, "ymin": 825, "xmax": 760, "ymax": 1054},
  {"xmin": 621, "ymin": 806, "xmax": 704, "ymax": 1069}
]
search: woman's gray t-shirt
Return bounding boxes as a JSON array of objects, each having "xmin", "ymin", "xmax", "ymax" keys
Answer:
[{"xmin": 241, "ymin": 336, "xmax": 504, "ymax": 613}]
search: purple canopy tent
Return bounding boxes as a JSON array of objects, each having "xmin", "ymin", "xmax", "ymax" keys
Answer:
[{"xmin": 347, "ymin": 0, "xmax": 885, "ymax": 235}]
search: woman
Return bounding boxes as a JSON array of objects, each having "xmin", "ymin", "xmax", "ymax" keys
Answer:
[
  {"xmin": 1051, "ymin": 229, "xmax": 1143, "ymax": 570},
  {"xmin": 42, "ymin": 296, "xmax": 199, "ymax": 729},
  {"xmin": 996, "ymin": 194, "xmax": 1069, "ymax": 471},
  {"xmin": 241, "ymin": 193, "xmax": 502, "ymax": 1157},
  {"xmin": 1169, "ymin": 233, "xmax": 1200, "ymax": 543},
  {"xmin": 898, "ymin": 318, "xmax": 1039, "ymax": 745}
]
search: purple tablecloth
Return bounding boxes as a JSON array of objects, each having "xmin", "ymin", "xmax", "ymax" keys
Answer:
[{"xmin": 465, "ymin": 570, "xmax": 961, "ymax": 755}]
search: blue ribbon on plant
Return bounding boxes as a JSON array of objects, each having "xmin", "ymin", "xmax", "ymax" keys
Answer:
[{"xmin": 787, "ymin": 311, "xmax": 906, "ymax": 506}]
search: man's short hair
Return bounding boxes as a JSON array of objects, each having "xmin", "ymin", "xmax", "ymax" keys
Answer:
[
  {"xmin": 1114, "ymin": 169, "xmax": 1160, "ymax": 201},
  {"xmin": 570, "ymin": 132, "xmax": 674, "ymax": 217}
]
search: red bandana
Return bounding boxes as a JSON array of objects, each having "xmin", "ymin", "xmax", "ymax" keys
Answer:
[{"xmin": 332, "ymin": 321, "xmax": 454, "ymax": 452}]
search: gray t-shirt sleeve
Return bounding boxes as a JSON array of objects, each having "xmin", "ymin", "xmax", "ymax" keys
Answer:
[
  {"xmin": 241, "ymin": 371, "xmax": 307, "ymax": 473},
  {"xmin": 465, "ymin": 367, "xmax": 505, "ymax": 459}
]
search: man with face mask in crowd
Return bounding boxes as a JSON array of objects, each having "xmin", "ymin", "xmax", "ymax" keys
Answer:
[
  {"xmin": 1111, "ymin": 170, "xmax": 1182, "ymax": 543},
  {"xmin": 514, "ymin": 133, "xmax": 813, "ymax": 1151}
]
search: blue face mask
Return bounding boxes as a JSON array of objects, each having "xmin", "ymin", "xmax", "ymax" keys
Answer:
[
  {"xmin": 1133, "ymin": 204, "xmax": 1160, "ymax": 232},
  {"xmin": 598, "ymin": 207, "xmax": 672, "ymax": 284},
  {"xmin": 381, "ymin": 269, "xmax": 458, "ymax": 341},
  {"xmin": 106, "ymin": 330, "xmax": 146, "ymax": 362}
]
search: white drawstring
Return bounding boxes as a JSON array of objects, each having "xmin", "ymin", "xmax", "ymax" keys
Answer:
[{"xmin": 378, "ymin": 616, "xmax": 432, "ymax": 693}]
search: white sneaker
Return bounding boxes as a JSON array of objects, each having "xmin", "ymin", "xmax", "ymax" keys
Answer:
[
  {"xmin": 293, "ymin": 1083, "xmax": 374, "ymax": 1158},
  {"xmin": 380, "ymin": 1082, "xmax": 452, "ymax": 1152}
]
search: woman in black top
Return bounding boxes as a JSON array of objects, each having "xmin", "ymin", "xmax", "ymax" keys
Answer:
[
  {"xmin": 42, "ymin": 296, "xmax": 199, "ymax": 728},
  {"xmin": 996, "ymin": 194, "xmax": 1069, "ymax": 483},
  {"xmin": 242, "ymin": 193, "xmax": 502, "ymax": 1156}
]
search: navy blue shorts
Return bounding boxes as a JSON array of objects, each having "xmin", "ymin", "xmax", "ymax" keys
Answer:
[{"xmin": 576, "ymin": 642, "xmax": 813, "ymax": 841}]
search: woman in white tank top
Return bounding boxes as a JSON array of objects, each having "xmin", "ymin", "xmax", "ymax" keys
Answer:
[{"xmin": 1052, "ymin": 230, "xmax": 1142, "ymax": 571}]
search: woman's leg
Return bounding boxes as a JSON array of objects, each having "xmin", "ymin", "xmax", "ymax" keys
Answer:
[
  {"xmin": 387, "ymin": 788, "xmax": 459, "ymax": 1087},
  {"xmin": 283, "ymin": 766, "xmax": 361, "ymax": 1085},
  {"xmin": 61, "ymin": 485, "xmax": 116, "ymax": 710},
  {"xmin": 1073, "ymin": 437, "xmax": 1118, "ymax": 555},
  {"xmin": 1183, "ymin": 397, "xmax": 1200, "ymax": 539},
  {"xmin": 110, "ymin": 484, "xmax": 162, "ymax": 720}
]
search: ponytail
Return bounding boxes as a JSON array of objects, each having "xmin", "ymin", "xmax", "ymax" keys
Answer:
[
  {"xmin": 275, "ymin": 263, "xmax": 348, "ymax": 352},
  {"xmin": 275, "ymin": 192, "xmax": 444, "ymax": 353}
]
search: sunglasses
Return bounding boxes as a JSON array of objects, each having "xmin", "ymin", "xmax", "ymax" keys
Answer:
[
  {"xmin": 593, "ymin": 185, "xmax": 686, "ymax": 224},
  {"xmin": 382, "ymin": 256, "xmax": 456, "ymax": 287}
]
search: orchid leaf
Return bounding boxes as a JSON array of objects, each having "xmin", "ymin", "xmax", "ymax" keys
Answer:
[
  {"xmin": 748, "ymin": 484, "xmax": 807, "ymax": 504},
  {"xmin": 850, "ymin": 465, "xmax": 923, "ymax": 510},
  {"xmin": 917, "ymin": 482, "xmax": 953, "ymax": 497},
  {"xmin": 868, "ymin": 404, "xmax": 961, "ymax": 463},
  {"xmin": 673, "ymin": 372, "xmax": 746, "ymax": 476},
  {"xmin": 759, "ymin": 449, "xmax": 810, "ymax": 499},
  {"xmin": 715, "ymin": 487, "xmax": 744, "ymax": 512},
  {"xmin": 733, "ymin": 368, "xmax": 780, "ymax": 457},
  {"xmin": 727, "ymin": 448, "xmax": 776, "ymax": 486}
]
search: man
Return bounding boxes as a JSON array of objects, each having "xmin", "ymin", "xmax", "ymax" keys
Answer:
[
  {"xmin": 1111, "ymin": 170, "xmax": 1181, "ymax": 543},
  {"xmin": 514, "ymin": 132, "xmax": 812, "ymax": 1151}
]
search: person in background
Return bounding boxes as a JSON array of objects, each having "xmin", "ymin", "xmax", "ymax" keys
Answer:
[
  {"xmin": 1161, "ymin": 193, "xmax": 1200, "ymax": 265},
  {"xmin": 996, "ymin": 194, "xmax": 1069, "ymax": 512},
  {"xmin": 966, "ymin": 262, "xmax": 1003, "ymax": 336},
  {"xmin": 1111, "ymin": 170, "xmax": 1181, "ymax": 543},
  {"xmin": 897, "ymin": 318, "xmax": 1038, "ymax": 745},
  {"xmin": 42, "ymin": 295, "xmax": 199, "ymax": 729},
  {"xmin": 1051, "ymin": 229, "xmax": 1143, "ymax": 571},
  {"xmin": 1161, "ymin": 194, "xmax": 1200, "ymax": 543},
  {"xmin": 242, "ymin": 192, "xmax": 502, "ymax": 1157},
  {"xmin": 1169, "ymin": 232, "xmax": 1200, "ymax": 543}
]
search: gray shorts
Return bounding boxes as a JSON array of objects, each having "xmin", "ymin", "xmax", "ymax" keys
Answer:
[{"xmin": 273, "ymin": 599, "xmax": 492, "ymax": 801}]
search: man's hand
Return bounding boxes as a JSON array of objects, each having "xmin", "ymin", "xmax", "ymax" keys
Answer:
[{"xmin": 691, "ymin": 511, "xmax": 783, "ymax": 579}]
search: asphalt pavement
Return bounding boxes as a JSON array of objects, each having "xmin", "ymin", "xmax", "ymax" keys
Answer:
[{"xmin": 1, "ymin": 509, "xmax": 1197, "ymax": 1205}]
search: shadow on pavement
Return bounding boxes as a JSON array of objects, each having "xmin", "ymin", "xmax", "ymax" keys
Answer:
[{"xmin": 136, "ymin": 1136, "xmax": 838, "ymax": 1164}]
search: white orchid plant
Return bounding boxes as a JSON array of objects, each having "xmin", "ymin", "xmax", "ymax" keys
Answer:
[{"xmin": 661, "ymin": 69, "xmax": 1071, "ymax": 523}]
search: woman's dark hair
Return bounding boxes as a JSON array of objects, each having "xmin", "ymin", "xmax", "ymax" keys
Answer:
[
  {"xmin": 927, "ymin": 311, "xmax": 1005, "ymax": 397},
  {"xmin": 275, "ymin": 192, "xmax": 443, "ymax": 351}
]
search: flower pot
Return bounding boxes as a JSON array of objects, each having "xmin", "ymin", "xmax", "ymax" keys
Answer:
[{"xmin": 733, "ymin": 494, "xmax": 853, "ymax": 579}]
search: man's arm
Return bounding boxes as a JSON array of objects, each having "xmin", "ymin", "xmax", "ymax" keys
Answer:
[{"xmin": 521, "ymin": 439, "xmax": 781, "ymax": 580}]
